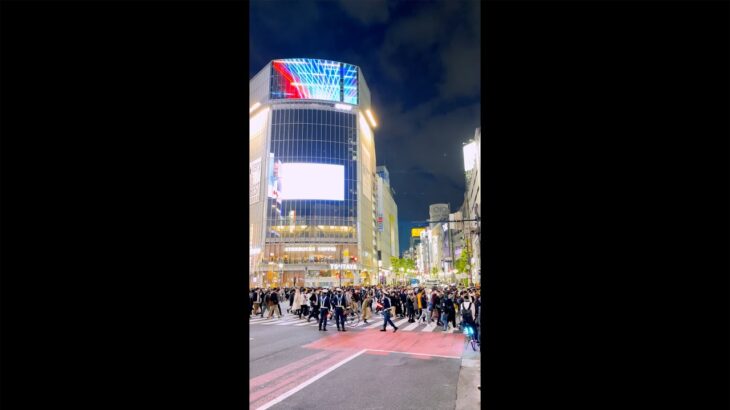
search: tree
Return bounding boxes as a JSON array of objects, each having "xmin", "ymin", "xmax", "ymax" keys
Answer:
[
  {"xmin": 455, "ymin": 251, "xmax": 469, "ymax": 274},
  {"xmin": 390, "ymin": 256, "xmax": 401, "ymax": 271}
]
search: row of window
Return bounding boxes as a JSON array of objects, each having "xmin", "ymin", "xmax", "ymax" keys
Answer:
[
  {"xmin": 272, "ymin": 108, "xmax": 356, "ymax": 129},
  {"xmin": 266, "ymin": 108, "xmax": 359, "ymax": 239}
]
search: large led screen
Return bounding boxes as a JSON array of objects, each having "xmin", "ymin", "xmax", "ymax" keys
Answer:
[
  {"xmin": 278, "ymin": 163, "xmax": 344, "ymax": 201},
  {"xmin": 341, "ymin": 63, "xmax": 359, "ymax": 105},
  {"xmin": 270, "ymin": 59, "xmax": 358, "ymax": 105}
]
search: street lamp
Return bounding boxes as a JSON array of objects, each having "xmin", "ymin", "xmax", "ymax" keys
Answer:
[{"xmin": 278, "ymin": 263, "xmax": 283, "ymax": 287}]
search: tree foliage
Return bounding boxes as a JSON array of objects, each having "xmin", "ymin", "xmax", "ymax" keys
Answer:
[{"xmin": 455, "ymin": 250, "xmax": 470, "ymax": 274}]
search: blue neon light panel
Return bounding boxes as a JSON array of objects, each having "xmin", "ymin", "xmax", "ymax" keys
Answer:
[{"xmin": 270, "ymin": 59, "xmax": 358, "ymax": 105}]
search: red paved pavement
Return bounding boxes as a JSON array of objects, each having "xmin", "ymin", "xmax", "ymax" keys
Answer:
[{"xmin": 303, "ymin": 329, "xmax": 464, "ymax": 358}]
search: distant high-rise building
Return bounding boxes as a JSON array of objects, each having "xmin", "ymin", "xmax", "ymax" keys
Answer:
[
  {"xmin": 429, "ymin": 204, "xmax": 450, "ymax": 227},
  {"xmin": 463, "ymin": 127, "xmax": 481, "ymax": 285},
  {"xmin": 249, "ymin": 58, "xmax": 380, "ymax": 288},
  {"xmin": 375, "ymin": 165, "xmax": 399, "ymax": 272}
]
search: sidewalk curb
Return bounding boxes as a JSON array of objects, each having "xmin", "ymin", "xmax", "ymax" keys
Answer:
[{"xmin": 455, "ymin": 348, "xmax": 481, "ymax": 410}]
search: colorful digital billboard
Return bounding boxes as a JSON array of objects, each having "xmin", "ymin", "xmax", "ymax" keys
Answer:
[
  {"xmin": 341, "ymin": 63, "xmax": 358, "ymax": 105},
  {"xmin": 270, "ymin": 59, "xmax": 358, "ymax": 105}
]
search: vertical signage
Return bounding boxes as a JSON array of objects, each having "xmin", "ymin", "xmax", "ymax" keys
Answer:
[{"xmin": 249, "ymin": 157, "xmax": 261, "ymax": 205}]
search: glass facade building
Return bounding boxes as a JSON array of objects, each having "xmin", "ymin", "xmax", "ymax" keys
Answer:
[{"xmin": 249, "ymin": 59, "xmax": 379, "ymax": 288}]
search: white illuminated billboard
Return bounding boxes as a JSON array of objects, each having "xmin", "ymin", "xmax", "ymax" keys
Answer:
[
  {"xmin": 280, "ymin": 163, "xmax": 344, "ymax": 201},
  {"xmin": 463, "ymin": 141, "xmax": 478, "ymax": 172}
]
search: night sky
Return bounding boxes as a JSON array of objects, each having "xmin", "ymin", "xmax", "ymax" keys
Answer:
[{"xmin": 250, "ymin": 0, "xmax": 480, "ymax": 255}]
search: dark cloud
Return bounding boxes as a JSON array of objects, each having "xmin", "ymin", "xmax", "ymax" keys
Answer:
[
  {"xmin": 377, "ymin": 1, "xmax": 480, "ymax": 102},
  {"xmin": 338, "ymin": 0, "xmax": 390, "ymax": 25},
  {"xmin": 250, "ymin": 0, "xmax": 480, "ymax": 253}
]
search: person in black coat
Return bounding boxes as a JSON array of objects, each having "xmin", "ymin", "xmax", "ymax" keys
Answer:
[
  {"xmin": 406, "ymin": 291, "xmax": 415, "ymax": 322},
  {"xmin": 307, "ymin": 289, "xmax": 320, "ymax": 323},
  {"xmin": 318, "ymin": 289, "xmax": 332, "ymax": 331},
  {"xmin": 380, "ymin": 291, "xmax": 399, "ymax": 333},
  {"xmin": 432, "ymin": 291, "xmax": 442, "ymax": 326}
]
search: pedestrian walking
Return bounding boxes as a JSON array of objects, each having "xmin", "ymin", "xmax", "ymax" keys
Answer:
[
  {"xmin": 362, "ymin": 292, "xmax": 372, "ymax": 324},
  {"xmin": 262, "ymin": 290, "xmax": 270, "ymax": 318},
  {"xmin": 432, "ymin": 291, "xmax": 442, "ymax": 326},
  {"xmin": 307, "ymin": 289, "xmax": 320, "ymax": 323},
  {"xmin": 406, "ymin": 291, "xmax": 416, "ymax": 322},
  {"xmin": 268, "ymin": 288, "xmax": 282, "ymax": 319},
  {"xmin": 252, "ymin": 288, "xmax": 262, "ymax": 316},
  {"xmin": 380, "ymin": 291, "xmax": 398, "ymax": 333}
]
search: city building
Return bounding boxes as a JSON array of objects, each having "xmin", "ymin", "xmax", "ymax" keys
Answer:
[
  {"xmin": 375, "ymin": 165, "xmax": 399, "ymax": 280},
  {"xmin": 429, "ymin": 203, "xmax": 450, "ymax": 228},
  {"xmin": 463, "ymin": 127, "xmax": 481, "ymax": 285},
  {"xmin": 249, "ymin": 58, "xmax": 380, "ymax": 288}
]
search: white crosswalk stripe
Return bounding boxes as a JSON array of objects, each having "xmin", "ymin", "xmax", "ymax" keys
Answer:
[
  {"xmin": 365, "ymin": 319, "xmax": 384, "ymax": 329},
  {"xmin": 259, "ymin": 317, "xmax": 292, "ymax": 325},
  {"xmin": 276, "ymin": 318, "xmax": 307, "ymax": 326},
  {"xmin": 421, "ymin": 323, "xmax": 438, "ymax": 332},
  {"xmin": 402, "ymin": 321, "xmax": 421, "ymax": 331}
]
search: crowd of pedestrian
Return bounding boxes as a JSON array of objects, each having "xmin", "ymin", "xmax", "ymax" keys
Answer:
[{"xmin": 249, "ymin": 284, "xmax": 481, "ymax": 336}]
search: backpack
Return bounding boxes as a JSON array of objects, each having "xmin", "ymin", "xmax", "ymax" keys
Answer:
[{"xmin": 461, "ymin": 302, "xmax": 474, "ymax": 321}]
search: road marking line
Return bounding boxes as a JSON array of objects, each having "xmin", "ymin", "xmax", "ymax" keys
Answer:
[
  {"xmin": 275, "ymin": 318, "xmax": 306, "ymax": 326},
  {"xmin": 422, "ymin": 323, "xmax": 438, "ymax": 332},
  {"xmin": 445, "ymin": 327, "xmax": 456, "ymax": 334},
  {"xmin": 392, "ymin": 318, "xmax": 410, "ymax": 328},
  {"xmin": 254, "ymin": 349, "xmax": 368, "ymax": 410},
  {"xmin": 402, "ymin": 321, "xmax": 421, "ymax": 331},
  {"xmin": 365, "ymin": 320, "xmax": 383, "ymax": 329},
  {"xmin": 365, "ymin": 349, "xmax": 461, "ymax": 360},
  {"xmin": 259, "ymin": 318, "xmax": 295, "ymax": 325}
]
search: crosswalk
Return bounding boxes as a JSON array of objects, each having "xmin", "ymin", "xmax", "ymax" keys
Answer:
[{"xmin": 248, "ymin": 314, "xmax": 464, "ymax": 333}]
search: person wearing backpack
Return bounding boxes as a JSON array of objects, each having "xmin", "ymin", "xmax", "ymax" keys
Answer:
[{"xmin": 460, "ymin": 296, "xmax": 478, "ymax": 341}]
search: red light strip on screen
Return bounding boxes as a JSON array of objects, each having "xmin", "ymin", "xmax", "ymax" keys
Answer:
[{"xmin": 272, "ymin": 61, "xmax": 304, "ymax": 99}]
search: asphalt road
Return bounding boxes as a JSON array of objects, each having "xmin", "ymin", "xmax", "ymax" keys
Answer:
[{"xmin": 249, "ymin": 302, "xmax": 477, "ymax": 410}]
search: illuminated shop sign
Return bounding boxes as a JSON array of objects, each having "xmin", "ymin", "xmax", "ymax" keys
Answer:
[
  {"xmin": 285, "ymin": 246, "xmax": 338, "ymax": 252},
  {"xmin": 270, "ymin": 58, "xmax": 359, "ymax": 105},
  {"xmin": 330, "ymin": 263, "xmax": 358, "ymax": 270}
]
